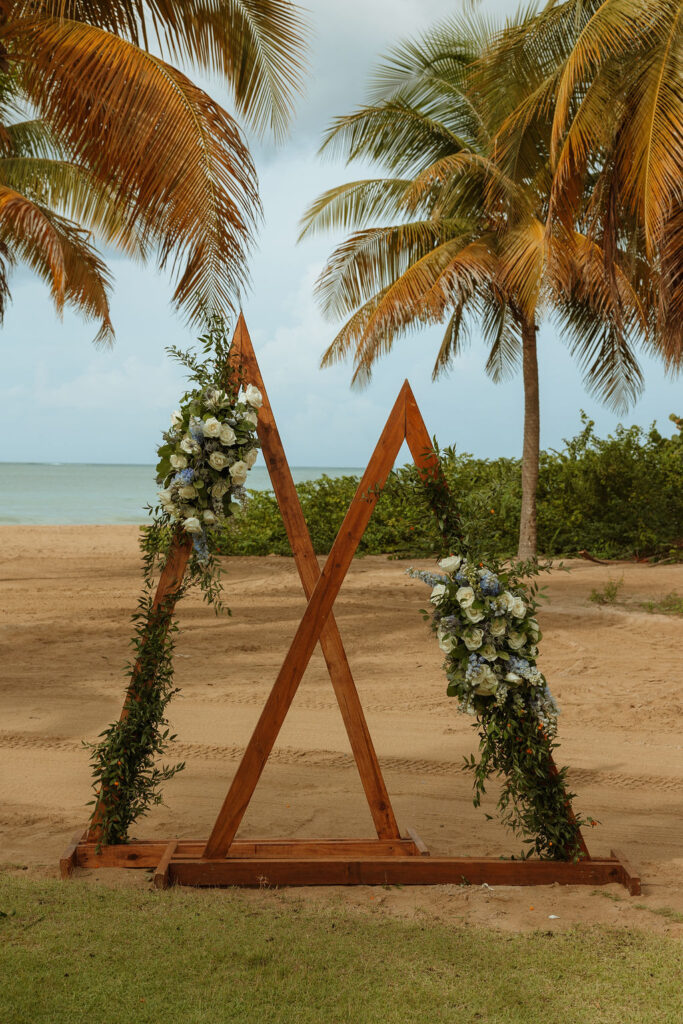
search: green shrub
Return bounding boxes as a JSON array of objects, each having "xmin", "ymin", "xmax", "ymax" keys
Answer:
[{"xmin": 214, "ymin": 414, "xmax": 683, "ymax": 560}]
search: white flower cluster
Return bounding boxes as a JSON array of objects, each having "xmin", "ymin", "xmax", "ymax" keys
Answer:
[
  {"xmin": 409, "ymin": 554, "xmax": 558, "ymax": 726},
  {"xmin": 156, "ymin": 383, "xmax": 262, "ymax": 559}
]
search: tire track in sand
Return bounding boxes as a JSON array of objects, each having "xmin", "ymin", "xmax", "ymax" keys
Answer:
[{"xmin": 1, "ymin": 730, "xmax": 680, "ymax": 792}]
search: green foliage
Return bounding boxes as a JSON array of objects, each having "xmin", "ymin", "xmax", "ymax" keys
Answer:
[
  {"xmin": 589, "ymin": 578, "xmax": 624, "ymax": 605},
  {"xmin": 87, "ymin": 318, "xmax": 244, "ymax": 847},
  {"xmin": 640, "ymin": 592, "xmax": 683, "ymax": 616},
  {"xmin": 217, "ymin": 414, "xmax": 683, "ymax": 560},
  {"xmin": 466, "ymin": 708, "xmax": 593, "ymax": 862}
]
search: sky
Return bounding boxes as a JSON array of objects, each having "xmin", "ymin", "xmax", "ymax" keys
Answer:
[{"xmin": 2, "ymin": 0, "xmax": 680, "ymax": 467}]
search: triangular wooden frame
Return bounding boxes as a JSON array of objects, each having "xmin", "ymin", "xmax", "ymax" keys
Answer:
[{"xmin": 61, "ymin": 316, "xmax": 640, "ymax": 894}]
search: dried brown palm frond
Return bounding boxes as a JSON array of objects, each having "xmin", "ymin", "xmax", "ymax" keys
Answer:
[
  {"xmin": 12, "ymin": 0, "xmax": 309, "ymax": 139},
  {"xmin": 13, "ymin": 17, "xmax": 259, "ymax": 322},
  {"xmin": 0, "ymin": 184, "xmax": 114, "ymax": 342}
]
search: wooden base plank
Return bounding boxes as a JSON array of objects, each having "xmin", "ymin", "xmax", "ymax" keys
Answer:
[
  {"xmin": 404, "ymin": 827, "xmax": 430, "ymax": 856},
  {"xmin": 62, "ymin": 834, "xmax": 639, "ymax": 894},
  {"xmin": 59, "ymin": 832, "xmax": 85, "ymax": 879},
  {"xmin": 610, "ymin": 848, "xmax": 642, "ymax": 896},
  {"xmin": 153, "ymin": 841, "xmax": 178, "ymax": 890},
  {"xmin": 167, "ymin": 855, "xmax": 633, "ymax": 890},
  {"xmin": 72, "ymin": 837, "xmax": 420, "ymax": 870}
]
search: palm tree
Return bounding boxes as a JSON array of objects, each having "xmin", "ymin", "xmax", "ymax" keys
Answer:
[
  {"xmin": 484, "ymin": 0, "xmax": 682, "ymax": 364},
  {"xmin": 300, "ymin": 14, "xmax": 649, "ymax": 558},
  {"xmin": 0, "ymin": 1, "xmax": 307, "ymax": 341}
]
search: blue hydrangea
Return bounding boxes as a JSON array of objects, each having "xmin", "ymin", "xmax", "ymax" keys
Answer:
[
  {"xmin": 192, "ymin": 530, "xmax": 209, "ymax": 564},
  {"xmin": 508, "ymin": 655, "xmax": 531, "ymax": 678},
  {"xmin": 405, "ymin": 569, "xmax": 449, "ymax": 586},
  {"xmin": 189, "ymin": 419, "xmax": 204, "ymax": 442},
  {"xmin": 178, "ymin": 468, "xmax": 195, "ymax": 484},
  {"xmin": 479, "ymin": 572, "xmax": 501, "ymax": 596}
]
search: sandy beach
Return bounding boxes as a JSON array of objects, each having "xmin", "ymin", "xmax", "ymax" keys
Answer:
[{"xmin": 1, "ymin": 525, "xmax": 681, "ymax": 934}]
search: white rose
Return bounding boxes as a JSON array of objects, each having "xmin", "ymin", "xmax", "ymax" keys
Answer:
[
  {"xmin": 244, "ymin": 384, "xmax": 263, "ymax": 409},
  {"xmin": 183, "ymin": 516, "xmax": 202, "ymax": 534},
  {"xmin": 158, "ymin": 488, "xmax": 173, "ymax": 506},
  {"xmin": 209, "ymin": 451, "xmax": 229, "ymax": 471},
  {"xmin": 489, "ymin": 618, "xmax": 506, "ymax": 637},
  {"xmin": 243, "ymin": 447, "xmax": 258, "ymax": 468},
  {"xmin": 179, "ymin": 485, "xmax": 197, "ymax": 499},
  {"xmin": 511, "ymin": 596, "xmax": 527, "ymax": 619},
  {"xmin": 463, "ymin": 627, "xmax": 484, "ymax": 651},
  {"xmin": 229, "ymin": 460, "xmax": 249, "ymax": 486},
  {"xmin": 219, "ymin": 423, "xmax": 236, "ymax": 446},
  {"xmin": 430, "ymin": 583, "xmax": 447, "ymax": 605},
  {"xmin": 170, "ymin": 410, "xmax": 183, "ymax": 429},
  {"xmin": 212, "ymin": 480, "xmax": 230, "ymax": 498},
  {"xmin": 170, "ymin": 453, "xmax": 187, "ymax": 470},
  {"xmin": 202, "ymin": 510, "xmax": 217, "ymax": 524},
  {"xmin": 528, "ymin": 618, "xmax": 540, "ymax": 642},
  {"xmin": 464, "ymin": 606, "xmax": 485, "ymax": 623},
  {"xmin": 437, "ymin": 626, "xmax": 457, "ymax": 653},
  {"xmin": 242, "ymin": 409, "xmax": 258, "ymax": 427},
  {"xmin": 498, "ymin": 591, "xmax": 515, "ymax": 613},
  {"xmin": 507, "ymin": 631, "xmax": 526, "ymax": 650},
  {"xmin": 456, "ymin": 586, "xmax": 475, "ymax": 608},
  {"xmin": 203, "ymin": 417, "xmax": 221, "ymax": 438},
  {"xmin": 505, "ymin": 671, "xmax": 523, "ymax": 686},
  {"xmin": 479, "ymin": 643, "xmax": 498, "ymax": 662},
  {"xmin": 180, "ymin": 436, "xmax": 199, "ymax": 455},
  {"xmin": 473, "ymin": 665, "xmax": 498, "ymax": 695},
  {"xmin": 438, "ymin": 554, "xmax": 462, "ymax": 572}
]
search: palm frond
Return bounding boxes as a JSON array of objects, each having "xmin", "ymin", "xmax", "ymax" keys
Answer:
[
  {"xmin": 23, "ymin": 0, "xmax": 308, "ymax": 138},
  {"xmin": 17, "ymin": 18, "xmax": 259, "ymax": 322},
  {"xmin": 298, "ymin": 178, "xmax": 414, "ymax": 240}
]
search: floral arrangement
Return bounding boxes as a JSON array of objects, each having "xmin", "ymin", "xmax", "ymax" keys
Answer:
[
  {"xmin": 410, "ymin": 546, "xmax": 592, "ymax": 860},
  {"xmin": 87, "ymin": 317, "xmax": 260, "ymax": 847},
  {"xmin": 413, "ymin": 554, "xmax": 557, "ymax": 726},
  {"xmin": 155, "ymin": 382, "xmax": 261, "ymax": 564}
]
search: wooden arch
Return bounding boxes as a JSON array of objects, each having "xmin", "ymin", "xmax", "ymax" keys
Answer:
[{"xmin": 61, "ymin": 316, "xmax": 639, "ymax": 893}]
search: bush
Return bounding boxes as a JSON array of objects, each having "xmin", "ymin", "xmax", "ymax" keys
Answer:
[{"xmin": 215, "ymin": 414, "xmax": 683, "ymax": 560}]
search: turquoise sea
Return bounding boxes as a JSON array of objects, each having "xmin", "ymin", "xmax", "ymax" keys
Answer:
[{"xmin": 1, "ymin": 463, "xmax": 364, "ymax": 525}]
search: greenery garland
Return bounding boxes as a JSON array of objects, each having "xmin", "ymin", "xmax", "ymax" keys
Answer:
[
  {"xmin": 411, "ymin": 453, "xmax": 594, "ymax": 861},
  {"xmin": 86, "ymin": 318, "xmax": 260, "ymax": 846}
]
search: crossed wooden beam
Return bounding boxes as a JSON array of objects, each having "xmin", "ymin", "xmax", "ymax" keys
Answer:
[{"xmin": 63, "ymin": 315, "xmax": 639, "ymax": 893}]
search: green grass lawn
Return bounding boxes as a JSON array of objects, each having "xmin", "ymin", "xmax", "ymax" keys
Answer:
[{"xmin": 1, "ymin": 874, "xmax": 680, "ymax": 1024}]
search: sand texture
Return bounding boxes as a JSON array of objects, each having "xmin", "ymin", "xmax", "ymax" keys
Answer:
[{"xmin": 1, "ymin": 526, "xmax": 681, "ymax": 934}]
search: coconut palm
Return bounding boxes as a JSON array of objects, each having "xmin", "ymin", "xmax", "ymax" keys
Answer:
[
  {"xmin": 300, "ymin": 14, "xmax": 650, "ymax": 558},
  {"xmin": 0, "ymin": 1, "xmax": 307, "ymax": 341},
  {"xmin": 483, "ymin": 0, "xmax": 682, "ymax": 363}
]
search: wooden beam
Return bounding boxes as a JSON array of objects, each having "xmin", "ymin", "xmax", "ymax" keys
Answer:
[
  {"xmin": 59, "ymin": 832, "xmax": 84, "ymax": 879},
  {"xmin": 229, "ymin": 316, "xmax": 400, "ymax": 840},
  {"xmin": 169, "ymin": 855, "xmax": 633, "ymax": 889},
  {"xmin": 204, "ymin": 383, "xmax": 412, "ymax": 858},
  {"xmin": 153, "ymin": 840, "xmax": 179, "ymax": 890},
  {"xmin": 610, "ymin": 848, "xmax": 642, "ymax": 896},
  {"xmin": 404, "ymin": 827, "xmax": 430, "ymax": 856},
  {"xmin": 73, "ymin": 837, "xmax": 419, "ymax": 870}
]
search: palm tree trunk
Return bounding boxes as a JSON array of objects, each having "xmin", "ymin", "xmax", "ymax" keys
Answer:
[{"xmin": 517, "ymin": 317, "xmax": 539, "ymax": 560}]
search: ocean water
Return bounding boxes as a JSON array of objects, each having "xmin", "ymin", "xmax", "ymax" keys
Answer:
[{"xmin": 1, "ymin": 463, "xmax": 364, "ymax": 525}]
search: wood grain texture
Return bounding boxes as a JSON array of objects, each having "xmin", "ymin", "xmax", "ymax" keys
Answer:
[
  {"xmin": 228, "ymin": 316, "xmax": 399, "ymax": 839},
  {"xmin": 169, "ymin": 855, "xmax": 632, "ymax": 889},
  {"xmin": 73, "ymin": 837, "xmax": 419, "ymax": 869},
  {"xmin": 153, "ymin": 840, "xmax": 179, "ymax": 889},
  {"xmin": 204, "ymin": 381, "xmax": 412, "ymax": 858},
  {"xmin": 610, "ymin": 848, "xmax": 642, "ymax": 896}
]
